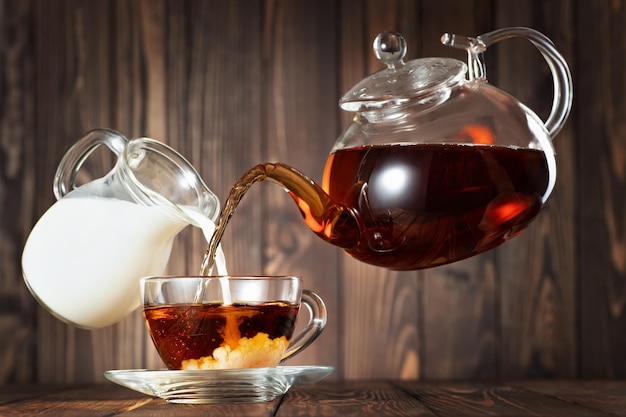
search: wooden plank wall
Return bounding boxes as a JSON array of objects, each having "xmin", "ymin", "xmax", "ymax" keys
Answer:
[{"xmin": 0, "ymin": 0, "xmax": 622, "ymax": 384}]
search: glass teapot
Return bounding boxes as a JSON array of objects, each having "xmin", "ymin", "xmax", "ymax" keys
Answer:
[
  {"xmin": 22, "ymin": 129, "xmax": 222, "ymax": 329},
  {"xmin": 218, "ymin": 27, "xmax": 572, "ymax": 271}
]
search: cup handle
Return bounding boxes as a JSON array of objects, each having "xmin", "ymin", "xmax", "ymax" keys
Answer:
[
  {"xmin": 53, "ymin": 128, "xmax": 128, "ymax": 199},
  {"xmin": 280, "ymin": 289, "xmax": 327, "ymax": 362}
]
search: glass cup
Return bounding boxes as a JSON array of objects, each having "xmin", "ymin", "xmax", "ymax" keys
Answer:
[{"xmin": 142, "ymin": 275, "xmax": 327, "ymax": 370}]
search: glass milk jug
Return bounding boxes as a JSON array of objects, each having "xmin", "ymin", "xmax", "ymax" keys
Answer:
[{"xmin": 22, "ymin": 128, "xmax": 220, "ymax": 329}]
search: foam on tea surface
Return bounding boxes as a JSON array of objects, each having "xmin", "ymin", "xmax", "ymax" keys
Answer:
[{"xmin": 182, "ymin": 333, "xmax": 288, "ymax": 370}]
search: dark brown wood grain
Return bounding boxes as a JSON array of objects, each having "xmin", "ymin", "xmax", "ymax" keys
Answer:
[
  {"xmin": 396, "ymin": 381, "xmax": 611, "ymax": 417},
  {"xmin": 0, "ymin": 0, "xmax": 37, "ymax": 385},
  {"xmin": 510, "ymin": 380, "xmax": 626, "ymax": 416},
  {"xmin": 0, "ymin": 0, "xmax": 622, "ymax": 384},
  {"xmin": 0, "ymin": 385, "xmax": 69, "ymax": 404},
  {"xmin": 577, "ymin": 0, "xmax": 626, "ymax": 378},
  {"xmin": 0, "ymin": 384, "xmax": 152, "ymax": 416},
  {"xmin": 4, "ymin": 381, "xmax": 626, "ymax": 416},
  {"xmin": 278, "ymin": 380, "xmax": 434, "ymax": 417}
]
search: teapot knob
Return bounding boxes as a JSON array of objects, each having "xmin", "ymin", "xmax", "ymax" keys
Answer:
[{"xmin": 373, "ymin": 31, "xmax": 407, "ymax": 69}]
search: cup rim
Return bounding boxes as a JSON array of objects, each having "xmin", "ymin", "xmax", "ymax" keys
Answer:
[
  {"xmin": 142, "ymin": 275, "xmax": 301, "ymax": 282},
  {"xmin": 141, "ymin": 275, "xmax": 304, "ymax": 308}
]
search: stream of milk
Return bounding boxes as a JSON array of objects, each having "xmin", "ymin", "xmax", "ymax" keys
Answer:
[{"xmin": 182, "ymin": 208, "xmax": 231, "ymax": 305}]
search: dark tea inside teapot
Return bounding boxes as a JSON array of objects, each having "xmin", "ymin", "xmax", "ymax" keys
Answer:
[
  {"xmin": 201, "ymin": 27, "xmax": 572, "ymax": 273},
  {"xmin": 321, "ymin": 141, "xmax": 549, "ymax": 269}
]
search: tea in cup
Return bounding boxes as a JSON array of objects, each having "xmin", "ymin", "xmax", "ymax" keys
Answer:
[{"xmin": 142, "ymin": 275, "xmax": 326, "ymax": 370}]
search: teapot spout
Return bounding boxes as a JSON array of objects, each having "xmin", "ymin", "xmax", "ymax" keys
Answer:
[
  {"xmin": 262, "ymin": 163, "xmax": 361, "ymax": 249},
  {"xmin": 219, "ymin": 162, "xmax": 361, "ymax": 250}
]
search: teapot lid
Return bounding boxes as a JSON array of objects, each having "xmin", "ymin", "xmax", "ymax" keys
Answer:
[{"xmin": 340, "ymin": 32, "xmax": 467, "ymax": 112}]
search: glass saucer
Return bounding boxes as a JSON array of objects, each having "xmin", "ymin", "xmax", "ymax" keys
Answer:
[{"xmin": 104, "ymin": 366, "xmax": 334, "ymax": 404}]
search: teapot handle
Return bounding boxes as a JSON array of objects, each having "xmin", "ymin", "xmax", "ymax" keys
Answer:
[
  {"xmin": 442, "ymin": 27, "xmax": 573, "ymax": 139},
  {"xmin": 53, "ymin": 128, "xmax": 128, "ymax": 199}
]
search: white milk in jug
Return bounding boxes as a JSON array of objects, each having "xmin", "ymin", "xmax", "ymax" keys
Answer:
[{"xmin": 22, "ymin": 196, "xmax": 227, "ymax": 329}]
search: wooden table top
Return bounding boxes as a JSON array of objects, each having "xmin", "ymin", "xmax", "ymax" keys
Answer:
[{"xmin": 2, "ymin": 379, "xmax": 626, "ymax": 416}]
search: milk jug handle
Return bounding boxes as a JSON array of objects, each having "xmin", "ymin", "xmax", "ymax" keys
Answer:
[
  {"xmin": 53, "ymin": 128, "xmax": 128, "ymax": 199},
  {"xmin": 443, "ymin": 27, "xmax": 573, "ymax": 139}
]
